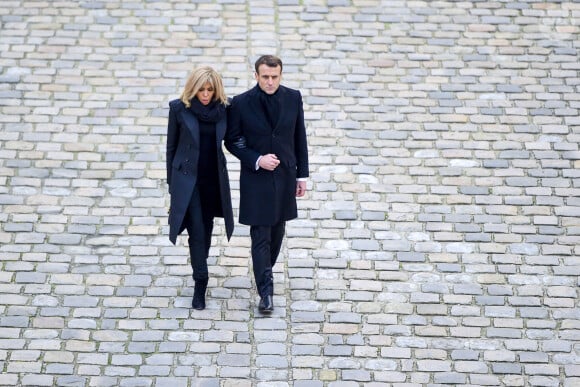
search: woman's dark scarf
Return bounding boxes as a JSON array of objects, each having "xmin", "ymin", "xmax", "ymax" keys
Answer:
[{"xmin": 188, "ymin": 98, "xmax": 225, "ymax": 123}]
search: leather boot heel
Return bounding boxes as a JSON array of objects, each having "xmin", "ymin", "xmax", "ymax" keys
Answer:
[{"xmin": 192, "ymin": 278, "xmax": 208, "ymax": 310}]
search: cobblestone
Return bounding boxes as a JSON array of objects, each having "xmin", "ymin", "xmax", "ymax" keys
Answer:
[{"xmin": 1, "ymin": 0, "xmax": 579, "ymax": 386}]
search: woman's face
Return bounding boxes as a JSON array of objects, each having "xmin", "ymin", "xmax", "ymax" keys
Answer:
[{"xmin": 196, "ymin": 82, "xmax": 215, "ymax": 105}]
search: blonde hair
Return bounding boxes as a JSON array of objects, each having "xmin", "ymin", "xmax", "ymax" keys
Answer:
[{"xmin": 180, "ymin": 66, "xmax": 228, "ymax": 108}]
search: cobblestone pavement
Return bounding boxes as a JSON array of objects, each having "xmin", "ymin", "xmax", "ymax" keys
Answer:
[{"xmin": 1, "ymin": 1, "xmax": 579, "ymax": 386}]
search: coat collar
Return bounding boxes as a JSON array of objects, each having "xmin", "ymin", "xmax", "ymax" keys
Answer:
[
  {"xmin": 249, "ymin": 84, "xmax": 287, "ymax": 98},
  {"xmin": 249, "ymin": 85, "xmax": 286, "ymax": 130},
  {"xmin": 178, "ymin": 103, "xmax": 227, "ymax": 144}
]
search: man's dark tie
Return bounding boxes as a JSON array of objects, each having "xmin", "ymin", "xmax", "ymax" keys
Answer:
[{"xmin": 259, "ymin": 91, "xmax": 280, "ymax": 129}]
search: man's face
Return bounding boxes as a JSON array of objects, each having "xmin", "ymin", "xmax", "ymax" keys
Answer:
[{"xmin": 255, "ymin": 64, "xmax": 282, "ymax": 95}]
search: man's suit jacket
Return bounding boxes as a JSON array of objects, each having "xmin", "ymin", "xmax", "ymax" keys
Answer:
[
  {"xmin": 166, "ymin": 99, "xmax": 234, "ymax": 244},
  {"xmin": 225, "ymin": 85, "xmax": 309, "ymax": 226}
]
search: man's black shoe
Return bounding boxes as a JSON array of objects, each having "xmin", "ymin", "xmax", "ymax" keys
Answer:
[{"xmin": 258, "ymin": 295, "xmax": 273, "ymax": 313}]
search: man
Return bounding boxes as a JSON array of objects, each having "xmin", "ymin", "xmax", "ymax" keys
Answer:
[{"xmin": 225, "ymin": 55, "xmax": 309, "ymax": 313}]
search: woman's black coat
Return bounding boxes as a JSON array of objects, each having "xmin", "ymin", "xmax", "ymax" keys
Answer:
[
  {"xmin": 225, "ymin": 85, "xmax": 309, "ymax": 226},
  {"xmin": 166, "ymin": 99, "xmax": 234, "ymax": 245}
]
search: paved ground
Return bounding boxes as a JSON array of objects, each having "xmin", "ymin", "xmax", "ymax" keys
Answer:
[{"xmin": 1, "ymin": 1, "xmax": 579, "ymax": 386}]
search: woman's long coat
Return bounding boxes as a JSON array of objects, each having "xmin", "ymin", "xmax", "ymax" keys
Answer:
[
  {"xmin": 225, "ymin": 85, "xmax": 309, "ymax": 226},
  {"xmin": 166, "ymin": 99, "xmax": 234, "ymax": 245}
]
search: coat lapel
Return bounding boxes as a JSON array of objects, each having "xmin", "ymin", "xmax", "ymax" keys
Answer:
[
  {"xmin": 180, "ymin": 108, "xmax": 200, "ymax": 145},
  {"xmin": 272, "ymin": 87, "xmax": 285, "ymax": 130},
  {"xmin": 248, "ymin": 87, "xmax": 270, "ymax": 129},
  {"xmin": 216, "ymin": 115, "xmax": 226, "ymax": 143}
]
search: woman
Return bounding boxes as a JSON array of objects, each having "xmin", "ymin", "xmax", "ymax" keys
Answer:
[{"xmin": 166, "ymin": 66, "xmax": 234, "ymax": 310}]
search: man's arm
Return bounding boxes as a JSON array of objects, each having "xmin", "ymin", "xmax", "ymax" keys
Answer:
[{"xmin": 225, "ymin": 98, "xmax": 262, "ymax": 170}]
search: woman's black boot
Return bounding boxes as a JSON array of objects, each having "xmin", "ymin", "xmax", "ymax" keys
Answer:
[{"xmin": 192, "ymin": 278, "xmax": 208, "ymax": 310}]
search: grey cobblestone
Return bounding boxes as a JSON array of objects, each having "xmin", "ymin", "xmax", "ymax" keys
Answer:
[{"xmin": 1, "ymin": 0, "xmax": 579, "ymax": 386}]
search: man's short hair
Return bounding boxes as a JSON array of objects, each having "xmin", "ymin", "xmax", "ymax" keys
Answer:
[{"xmin": 255, "ymin": 55, "xmax": 283, "ymax": 73}]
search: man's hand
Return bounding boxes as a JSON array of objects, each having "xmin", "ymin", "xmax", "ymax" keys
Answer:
[
  {"xmin": 258, "ymin": 154, "xmax": 280, "ymax": 171},
  {"xmin": 296, "ymin": 180, "xmax": 307, "ymax": 197}
]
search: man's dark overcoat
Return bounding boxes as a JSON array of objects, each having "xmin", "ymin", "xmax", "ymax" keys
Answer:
[
  {"xmin": 225, "ymin": 85, "xmax": 309, "ymax": 226},
  {"xmin": 166, "ymin": 99, "xmax": 234, "ymax": 245}
]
